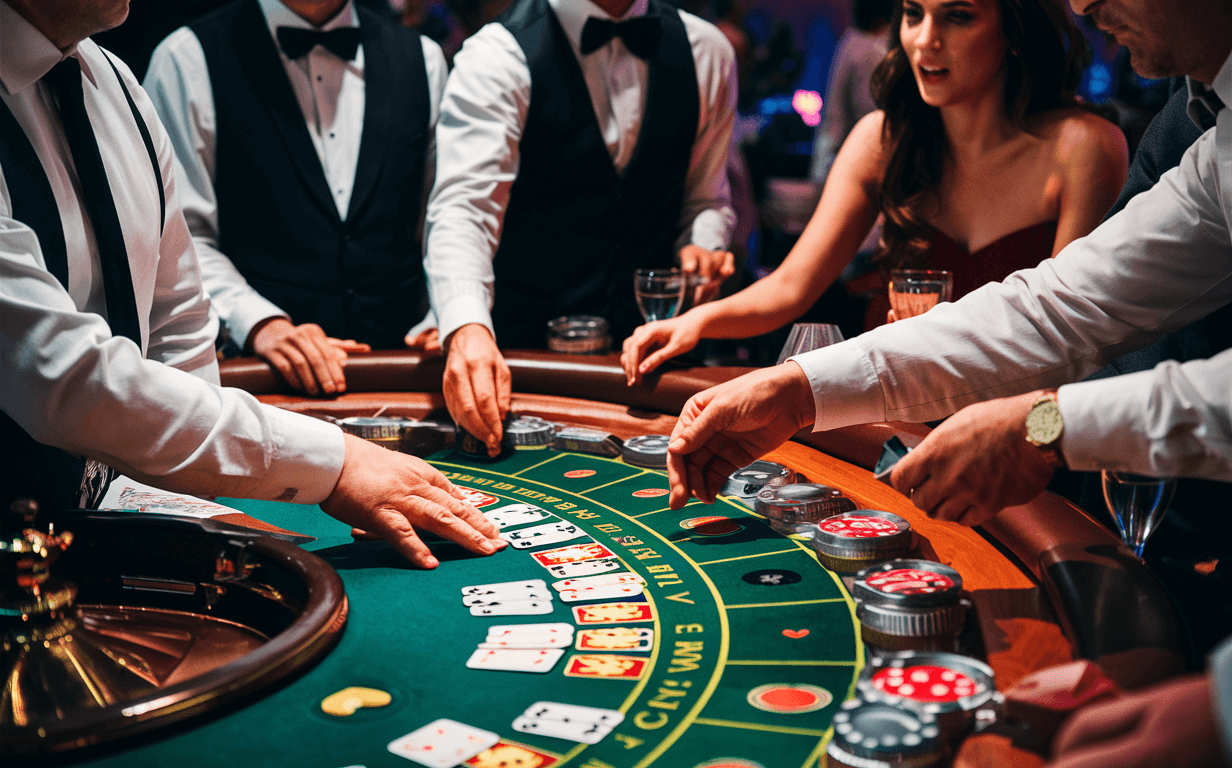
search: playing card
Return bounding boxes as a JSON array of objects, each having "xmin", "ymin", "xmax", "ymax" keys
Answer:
[
  {"xmin": 522, "ymin": 701, "xmax": 625, "ymax": 729},
  {"xmin": 575, "ymin": 627, "xmax": 654, "ymax": 652},
  {"xmin": 546, "ymin": 558, "xmax": 622, "ymax": 578},
  {"xmin": 563, "ymin": 654, "xmax": 648, "ymax": 680},
  {"xmin": 511, "ymin": 714, "xmax": 613, "ymax": 744},
  {"xmin": 466, "ymin": 648, "xmax": 564, "ymax": 673},
  {"xmin": 531, "ymin": 542, "xmax": 617, "ymax": 567},
  {"xmin": 558, "ymin": 582, "xmax": 645, "ymax": 603},
  {"xmin": 572, "ymin": 601, "xmax": 654, "ymax": 625},
  {"xmin": 387, "ymin": 719, "xmax": 499, "ymax": 768},
  {"xmin": 478, "ymin": 633, "xmax": 572, "ymax": 649},
  {"xmin": 470, "ymin": 600, "xmax": 555, "ymax": 617},
  {"xmin": 485, "ymin": 503, "xmax": 553, "ymax": 529},
  {"xmin": 463, "ymin": 590, "xmax": 552, "ymax": 607},
  {"xmin": 552, "ymin": 572, "xmax": 645, "ymax": 592},
  {"xmin": 501, "ymin": 522, "xmax": 585, "ymax": 549},
  {"xmin": 486, "ymin": 622, "xmax": 574, "ymax": 638},
  {"xmin": 461, "ymin": 579, "xmax": 547, "ymax": 597}
]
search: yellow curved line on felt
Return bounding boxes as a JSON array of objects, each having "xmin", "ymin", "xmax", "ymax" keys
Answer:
[
  {"xmin": 690, "ymin": 717, "xmax": 829, "ymax": 738},
  {"xmin": 694, "ymin": 549, "xmax": 798, "ymax": 566},
  {"xmin": 725, "ymin": 598, "xmax": 847, "ymax": 610},
  {"xmin": 801, "ymin": 735, "xmax": 830, "ymax": 768},
  {"xmin": 784, "ymin": 537, "xmax": 866, "ymax": 702},
  {"xmin": 581, "ymin": 470, "xmax": 653, "ymax": 495}
]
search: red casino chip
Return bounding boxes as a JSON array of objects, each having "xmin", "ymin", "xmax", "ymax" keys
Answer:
[
  {"xmin": 632, "ymin": 488, "xmax": 669, "ymax": 498},
  {"xmin": 818, "ymin": 515, "xmax": 902, "ymax": 538},
  {"xmin": 746, "ymin": 683, "xmax": 833, "ymax": 713},
  {"xmin": 691, "ymin": 761, "xmax": 766, "ymax": 768},
  {"xmin": 680, "ymin": 516, "xmax": 744, "ymax": 536},
  {"xmin": 865, "ymin": 568, "xmax": 955, "ymax": 595},
  {"xmin": 563, "ymin": 469, "xmax": 597, "ymax": 479},
  {"xmin": 455, "ymin": 486, "xmax": 500, "ymax": 508},
  {"xmin": 872, "ymin": 665, "xmax": 980, "ymax": 703}
]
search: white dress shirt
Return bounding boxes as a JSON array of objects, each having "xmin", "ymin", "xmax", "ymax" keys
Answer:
[
  {"xmin": 789, "ymin": 51, "xmax": 1232, "ymax": 482},
  {"xmin": 0, "ymin": 3, "xmax": 344, "ymax": 503},
  {"xmin": 144, "ymin": 0, "xmax": 447, "ymax": 348},
  {"xmin": 424, "ymin": 0, "xmax": 738, "ymax": 343}
]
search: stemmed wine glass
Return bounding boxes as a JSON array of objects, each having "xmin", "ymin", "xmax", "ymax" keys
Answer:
[
  {"xmin": 1101, "ymin": 470, "xmax": 1176, "ymax": 560},
  {"xmin": 634, "ymin": 268, "xmax": 687, "ymax": 322}
]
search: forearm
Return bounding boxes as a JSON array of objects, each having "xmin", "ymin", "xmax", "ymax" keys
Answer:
[{"xmin": 1059, "ymin": 349, "xmax": 1232, "ymax": 480}]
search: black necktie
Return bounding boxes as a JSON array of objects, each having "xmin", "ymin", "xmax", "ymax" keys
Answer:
[
  {"xmin": 580, "ymin": 15, "xmax": 662, "ymax": 59},
  {"xmin": 43, "ymin": 58, "xmax": 141, "ymax": 345},
  {"xmin": 276, "ymin": 26, "xmax": 361, "ymax": 60}
]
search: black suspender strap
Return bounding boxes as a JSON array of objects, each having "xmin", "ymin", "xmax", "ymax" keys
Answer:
[
  {"xmin": 0, "ymin": 96, "xmax": 70, "ymax": 286},
  {"xmin": 103, "ymin": 51, "xmax": 165, "ymax": 235}
]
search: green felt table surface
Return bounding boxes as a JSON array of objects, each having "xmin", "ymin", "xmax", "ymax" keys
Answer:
[{"xmin": 76, "ymin": 447, "xmax": 863, "ymax": 768}]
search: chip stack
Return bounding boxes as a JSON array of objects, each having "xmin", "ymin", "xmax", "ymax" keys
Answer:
[
  {"xmin": 336, "ymin": 416, "xmax": 410, "ymax": 450},
  {"xmin": 754, "ymin": 483, "xmax": 857, "ymax": 535},
  {"xmin": 552, "ymin": 427, "xmax": 623, "ymax": 458},
  {"xmin": 809, "ymin": 510, "xmax": 913, "ymax": 573},
  {"xmin": 620, "ymin": 435, "xmax": 671, "ymax": 469},
  {"xmin": 506, "ymin": 415, "xmax": 557, "ymax": 447},
  {"xmin": 858, "ymin": 651, "xmax": 997, "ymax": 744},
  {"xmin": 826, "ymin": 698, "xmax": 944, "ymax": 768},
  {"xmin": 851, "ymin": 559, "xmax": 970, "ymax": 652}
]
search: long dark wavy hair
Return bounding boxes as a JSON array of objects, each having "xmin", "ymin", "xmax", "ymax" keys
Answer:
[{"xmin": 869, "ymin": 0, "xmax": 1090, "ymax": 269}]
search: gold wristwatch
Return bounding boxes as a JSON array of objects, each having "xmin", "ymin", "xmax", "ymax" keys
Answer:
[{"xmin": 1025, "ymin": 390, "xmax": 1066, "ymax": 469}]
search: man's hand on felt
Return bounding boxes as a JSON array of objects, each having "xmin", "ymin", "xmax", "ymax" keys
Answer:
[
  {"xmin": 1048, "ymin": 675, "xmax": 1225, "ymax": 768},
  {"xmin": 250, "ymin": 317, "xmax": 369, "ymax": 396},
  {"xmin": 323, "ymin": 434, "xmax": 507, "ymax": 568},
  {"xmin": 667, "ymin": 363, "xmax": 814, "ymax": 508},
  {"xmin": 443, "ymin": 323, "xmax": 511, "ymax": 457},
  {"xmin": 678, "ymin": 244, "xmax": 735, "ymax": 305},
  {"xmin": 891, "ymin": 391, "xmax": 1055, "ymax": 527}
]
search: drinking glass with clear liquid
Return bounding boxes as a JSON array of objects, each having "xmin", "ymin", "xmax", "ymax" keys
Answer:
[
  {"xmin": 634, "ymin": 268, "xmax": 687, "ymax": 323},
  {"xmin": 888, "ymin": 269, "xmax": 954, "ymax": 320},
  {"xmin": 1101, "ymin": 470, "xmax": 1176, "ymax": 560}
]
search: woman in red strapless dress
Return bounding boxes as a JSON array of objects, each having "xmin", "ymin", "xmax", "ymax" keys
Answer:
[{"xmin": 622, "ymin": 0, "xmax": 1129, "ymax": 384}]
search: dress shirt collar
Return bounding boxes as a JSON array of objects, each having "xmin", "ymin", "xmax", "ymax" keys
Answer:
[
  {"xmin": 0, "ymin": 1, "xmax": 98, "ymax": 97},
  {"xmin": 257, "ymin": 0, "xmax": 358, "ymax": 41},
  {"xmin": 1186, "ymin": 50, "xmax": 1231, "ymax": 131},
  {"xmin": 549, "ymin": 0, "xmax": 651, "ymax": 51}
]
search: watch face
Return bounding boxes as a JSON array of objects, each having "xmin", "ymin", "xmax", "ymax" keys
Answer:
[{"xmin": 1026, "ymin": 399, "xmax": 1063, "ymax": 445}]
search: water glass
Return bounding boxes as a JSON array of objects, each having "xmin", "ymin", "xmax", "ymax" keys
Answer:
[
  {"xmin": 888, "ymin": 269, "xmax": 954, "ymax": 320},
  {"xmin": 634, "ymin": 268, "xmax": 687, "ymax": 323}
]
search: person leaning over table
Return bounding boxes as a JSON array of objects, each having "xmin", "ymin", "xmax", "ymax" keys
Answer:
[
  {"xmin": 142, "ymin": 0, "xmax": 447, "ymax": 399},
  {"xmin": 424, "ymin": 0, "xmax": 739, "ymax": 457},
  {"xmin": 661, "ymin": 0, "xmax": 1231, "ymax": 764},
  {"xmin": 620, "ymin": 0, "xmax": 1129, "ymax": 385},
  {"xmin": 0, "ymin": 0, "xmax": 504, "ymax": 570}
]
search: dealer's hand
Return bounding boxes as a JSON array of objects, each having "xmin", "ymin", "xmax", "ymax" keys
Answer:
[
  {"xmin": 322, "ymin": 434, "xmax": 507, "ymax": 568},
  {"xmin": 1048, "ymin": 675, "xmax": 1226, "ymax": 768},
  {"xmin": 405, "ymin": 326, "xmax": 442, "ymax": 355},
  {"xmin": 621, "ymin": 313, "xmax": 704, "ymax": 386},
  {"xmin": 443, "ymin": 323, "xmax": 511, "ymax": 457},
  {"xmin": 250, "ymin": 317, "xmax": 370, "ymax": 396},
  {"xmin": 890, "ymin": 391, "xmax": 1056, "ymax": 527},
  {"xmin": 667, "ymin": 363, "xmax": 815, "ymax": 508},
  {"xmin": 678, "ymin": 245, "xmax": 735, "ymax": 305}
]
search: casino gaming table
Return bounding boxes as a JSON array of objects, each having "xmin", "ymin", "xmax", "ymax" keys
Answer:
[{"xmin": 65, "ymin": 351, "xmax": 1184, "ymax": 768}]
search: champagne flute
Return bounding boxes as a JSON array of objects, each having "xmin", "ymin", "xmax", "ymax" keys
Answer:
[
  {"xmin": 1101, "ymin": 470, "xmax": 1176, "ymax": 560},
  {"xmin": 634, "ymin": 268, "xmax": 687, "ymax": 322},
  {"xmin": 888, "ymin": 269, "xmax": 954, "ymax": 320}
]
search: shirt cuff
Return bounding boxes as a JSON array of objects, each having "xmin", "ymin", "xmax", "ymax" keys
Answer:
[
  {"xmin": 230, "ymin": 297, "xmax": 291, "ymax": 351},
  {"xmin": 436, "ymin": 294, "xmax": 496, "ymax": 346},
  {"xmin": 1209, "ymin": 635, "xmax": 1232, "ymax": 763},
  {"xmin": 250, "ymin": 407, "xmax": 347, "ymax": 505},
  {"xmin": 788, "ymin": 339, "xmax": 885, "ymax": 432},
  {"xmin": 689, "ymin": 206, "xmax": 735, "ymax": 252},
  {"xmin": 1056, "ymin": 375, "xmax": 1150, "ymax": 473}
]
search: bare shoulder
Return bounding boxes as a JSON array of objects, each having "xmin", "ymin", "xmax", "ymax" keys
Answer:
[
  {"xmin": 828, "ymin": 110, "xmax": 890, "ymax": 192},
  {"xmin": 1028, "ymin": 107, "xmax": 1128, "ymax": 169}
]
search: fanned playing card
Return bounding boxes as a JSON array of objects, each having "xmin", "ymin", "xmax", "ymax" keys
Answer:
[
  {"xmin": 466, "ymin": 648, "xmax": 564, "ymax": 673},
  {"xmin": 388, "ymin": 719, "xmax": 499, "ymax": 767}
]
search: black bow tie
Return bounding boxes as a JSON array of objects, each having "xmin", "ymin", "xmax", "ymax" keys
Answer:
[
  {"xmin": 580, "ymin": 15, "xmax": 661, "ymax": 59},
  {"xmin": 276, "ymin": 26, "xmax": 361, "ymax": 60}
]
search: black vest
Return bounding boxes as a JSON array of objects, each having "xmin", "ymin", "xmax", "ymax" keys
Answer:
[
  {"xmin": 192, "ymin": 1, "xmax": 430, "ymax": 349},
  {"xmin": 492, "ymin": 0, "xmax": 699, "ymax": 348}
]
